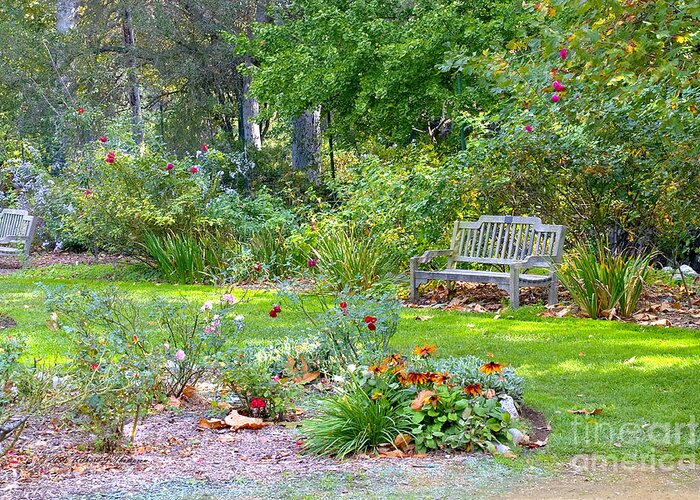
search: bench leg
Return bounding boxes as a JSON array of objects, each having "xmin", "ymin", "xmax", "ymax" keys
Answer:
[
  {"xmin": 548, "ymin": 274, "xmax": 558, "ymax": 305},
  {"xmin": 509, "ymin": 268, "xmax": 520, "ymax": 309},
  {"xmin": 410, "ymin": 260, "xmax": 418, "ymax": 303}
]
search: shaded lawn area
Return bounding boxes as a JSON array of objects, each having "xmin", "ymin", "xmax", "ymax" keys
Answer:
[{"xmin": 1, "ymin": 264, "xmax": 699, "ymax": 464}]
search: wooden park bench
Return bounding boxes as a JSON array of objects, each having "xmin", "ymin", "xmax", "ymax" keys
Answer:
[
  {"xmin": 410, "ymin": 216, "xmax": 566, "ymax": 308},
  {"xmin": 0, "ymin": 209, "xmax": 37, "ymax": 258}
]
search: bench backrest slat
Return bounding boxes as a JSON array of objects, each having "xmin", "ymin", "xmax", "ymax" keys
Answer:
[{"xmin": 448, "ymin": 216, "xmax": 566, "ymax": 266}]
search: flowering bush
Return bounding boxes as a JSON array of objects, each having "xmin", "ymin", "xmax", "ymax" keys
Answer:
[
  {"xmin": 278, "ymin": 287, "xmax": 402, "ymax": 366},
  {"xmin": 219, "ymin": 346, "xmax": 300, "ymax": 419},
  {"xmin": 432, "ymin": 356, "xmax": 524, "ymax": 402}
]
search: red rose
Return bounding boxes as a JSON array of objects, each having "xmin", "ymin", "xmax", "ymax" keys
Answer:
[
  {"xmin": 105, "ymin": 152, "xmax": 115, "ymax": 163},
  {"xmin": 77, "ymin": 107, "xmax": 85, "ymax": 114},
  {"xmin": 201, "ymin": 144, "xmax": 208, "ymax": 152},
  {"xmin": 253, "ymin": 262, "xmax": 261, "ymax": 271},
  {"xmin": 364, "ymin": 315, "xmax": 377, "ymax": 324},
  {"xmin": 525, "ymin": 125, "xmax": 533, "ymax": 132},
  {"xmin": 85, "ymin": 189, "xmax": 92, "ymax": 196},
  {"xmin": 339, "ymin": 301, "xmax": 348, "ymax": 309},
  {"xmin": 551, "ymin": 94, "xmax": 560, "ymax": 103},
  {"xmin": 368, "ymin": 323, "xmax": 377, "ymax": 331},
  {"xmin": 91, "ymin": 363, "xmax": 99, "ymax": 371},
  {"xmin": 99, "ymin": 136, "xmax": 107, "ymax": 143},
  {"xmin": 165, "ymin": 163, "xmax": 174, "ymax": 171},
  {"xmin": 250, "ymin": 397, "xmax": 266, "ymax": 409},
  {"xmin": 273, "ymin": 304, "xmax": 281, "ymax": 313},
  {"xmin": 308, "ymin": 258, "xmax": 317, "ymax": 268},
  {"xmin": 269, "ymin": 310, "xmax": 277, "ymax": 318},
  {"xmin": 189, "ymin": 166, "xmax": 199, "ymax": 173}
]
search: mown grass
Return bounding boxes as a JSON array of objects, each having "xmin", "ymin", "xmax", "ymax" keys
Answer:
[{"xmin": 1, "ymin": 264, "xmax": 699, "ymax": 464}]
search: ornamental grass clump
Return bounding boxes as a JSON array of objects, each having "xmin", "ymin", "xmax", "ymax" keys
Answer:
[{"xmin": 557, "ymin": 241, "xmax": 653, "ymax": 319}]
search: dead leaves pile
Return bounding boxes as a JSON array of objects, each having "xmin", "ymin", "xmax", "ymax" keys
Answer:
[{"xmin": 198, "ymin": 411, "xmax": 270, "ymax": 432}]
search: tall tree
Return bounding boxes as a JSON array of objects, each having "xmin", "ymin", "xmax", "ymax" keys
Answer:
[
  {"xmin": 121, "ymin": 6, "xmax": 143, "ymax": 145},
  {"xmin": 291, "ymin": 108, "xmax": 321, "ymax": 181}
]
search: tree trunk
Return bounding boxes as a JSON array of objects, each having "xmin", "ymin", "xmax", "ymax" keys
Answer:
[
  {"xmin": 56, "ymin": 0, "xmax": 79, "ymax": 34},
  {"xmin": 241, "ymin": 70, "xmax": 262, "ymax": 150},
  {"xmin": 292, "ymin": 108, "xmax": 322, "ymax": 183},
  {"xmin": 122, "ymin": 8, "xmax": 143, "ymax": 145}
]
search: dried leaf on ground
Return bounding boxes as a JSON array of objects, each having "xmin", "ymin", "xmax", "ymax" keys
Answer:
[
  {"xmin": 198, "ymin": 418, "xmax": 227, "ymax": 429},
  {"xmin": 224, "ymin": 411, "xmax": 268, "ymax": 431},
  {"xmin": 415, "ymin": 315, "xmax": 432, "ymax": 321},
  {"xmin": 567, "ymin": 408, "xmax": 603, "ymax": 416},
  {"xmin": 410, "ymin": 390, "xmax": 435, "ymax": 411},
  {"xmin": 293, "ymin": 371, "xmax": 320, "ymax": 385},
  {"xmin": 182, "ymin": 385, "xmax": 196, "ymax": 400},
  {"xmin": 394, "ymin": 433, "xmax": 412, "ymax": 451}
]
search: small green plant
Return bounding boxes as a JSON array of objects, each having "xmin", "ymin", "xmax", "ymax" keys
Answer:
[
  {"xmin": 432, "ymin": 356, "xmax": 524, "ymax": 402},
  {"xmin": 143, "ymin": 230, "xmax": 235, "ymax": 284},
  {"xmin": 312, "ymin": 225, "xmax": 398, "ymax": 291},
  {"xmin": 301, "ymin": 372, "xmax": 412, "ymax": 459},
  {"xmin": 219, "ymin": 346, "xmax": 300, "ymax": 419},
  {"xmin": 557, "ymin": 241, "xmax": 653, "ymax": 318}
]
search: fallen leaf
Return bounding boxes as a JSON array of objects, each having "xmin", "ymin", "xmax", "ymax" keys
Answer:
[
  {"xmin": 410, "ymin": 390, "xmax": 435, "ymax": 411},
  {"xmin": 224, "ymin": 411, "xmax": 268, "ymax": 431},
  {"xmin": 415, "ymin": 315, "xmax": 432, "ymax": 321},
  {"xmin": 294, "ymin": 371, "xmax": 320, "ymax": 385},
  {"xmin": 182, "ymin": 385, "xmax": 196, "ymax": 400},
  {"xmin": 217, "ymin": 402, "xmax": 233, "ymax": 410},
  {"xmin": 198, "ymin": 418, "xmax": 228, "ymax": 429},
  {"xmin": 46, "ymin": 312, "xmax": 59, "ymax": 330},
  {"xmin": 167, "ymin": 396, "xmax": 182, "ymax": 408},
  {"xmin": 379, "ymin": 450, "xmax": 405, "ymax": 458},
  {"xmin": 218, "ymin": 434, "xmax": 237, "ymax": 442},
  {"xmin": 623, "ymin": 356, "xmax": 637, "ymax": 364},
  {"xmin": 394, "ymin": 433, "xmax": 413, "ymax": 451},
  {"xmin": 567, "ymin": 408, "xmax": 603, "ymax": 416}
]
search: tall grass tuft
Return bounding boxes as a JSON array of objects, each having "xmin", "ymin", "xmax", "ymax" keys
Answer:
[
  {"xmin": 143, "ymin": 231, "xmax": 233, "ymax": 284},
  {"xmin": 301, "ymin": 378, "xmax": 411, "ymax": 458},
  {"xmin": 312, "ymin": 225, "xmax": 397, "ymax": 291},
  {"xmin": 557, "ymin": 241, "xmax": 652, "ymax": 319}
]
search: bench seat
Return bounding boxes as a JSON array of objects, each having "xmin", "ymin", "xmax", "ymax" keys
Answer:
[
  {"xmin": 410, "ymin": 216, "xmax": 566, "ymax": 308},
  {"xmin": 0, "ymin": 209, "xmax": 37, "ymax": 258}
]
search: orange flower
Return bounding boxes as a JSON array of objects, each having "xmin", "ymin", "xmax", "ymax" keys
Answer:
[
  {"xmin": 382, "ymin": 353, "xmax": 405, "ymax": 366},
  {"xmin": 369, "ymin": 363, "xmax": 388, "ymax": 374},
  {"xmin": 479, "ymin": 361, "xmax": 505, "ymax": 375},
  {"xmin": 464, "ymin": 384, "xmax": 482, "ymax": 397},
  {"xmin": 413, "ymin": 344, "xmax": 437, "ymax": 358},
  {"xmin": 429, "ymin": 371, "xmax": 451, "ymax": 385},
  {"xmin": 399, "ymin": 371, "xmax": 431, "ymax": 385}
]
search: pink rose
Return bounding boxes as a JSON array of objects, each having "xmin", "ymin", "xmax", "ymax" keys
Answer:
[
  {"xmin": 166, "ymin": 163, "xmax": 174, "ymax": 171},
  {"xmin": 552, "ymin": 81, "xmax": 565, "ymax": 92},
  {"xmin": 551, "ymin": 94, "xmax": 560, "ymax": 103},
  {"xmin": 175, "ymin": 350, "xmax": 186, "ymax": 361},
  {"xmin": 560, "ymin": 48, "xmax": 568, "ymax": 60},
  {"xmin": 99, "ymin": 136, "xmax": 107, "ymax": 143},
  {"xmin": 525, "ymin": 125, "xmax": 533, "ymax": 132},
  {"xmin": 189, "ymin": 166, "xmax": 199, "ymax": 173}
]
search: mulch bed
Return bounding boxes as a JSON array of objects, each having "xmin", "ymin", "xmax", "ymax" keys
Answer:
[
  {"xmin": 0, "ymin": 252, "xmax": 125, "ymax": 271},
  {"xmin": 0, "ymin": 395, "xmax": 548, "ymax": 499},
  {"xmin": 407, "ymin": 280, "xmax": 700, "ymax": 329}
]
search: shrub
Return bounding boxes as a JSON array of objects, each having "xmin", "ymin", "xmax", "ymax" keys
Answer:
[
  {"xmin": 143, "ymin": 231, "xmax": 235, "ymax": 284},
  {"xmin": 278, "ymin": 287, "xmax": 402, "ymax": 366},
  {"xmin": 219, "ymin": 346, "xmax": 300, "ymax": 419},
  {"xmin": 301, "ymin": 372, "xmax": 413, "ymax": 459},
  {"xmin": 312, "ymin": 224, "xmax": 399, "ymax": 291},
  {"xmin": 557, "ymin": 242, "xmax": 653, "ymax": 319},
  {"xmin": 432, "ymin": 356, "xmax": 524, "ymax": 403}
]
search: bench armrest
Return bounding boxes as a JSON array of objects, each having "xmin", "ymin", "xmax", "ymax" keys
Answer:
[
  {"xmin": 510, "ymin": 255, "xmax": 556, "ymax": 270},
  {"xmin": 410, "ymin": 249, "xmax": 454, "ymax": 265}
]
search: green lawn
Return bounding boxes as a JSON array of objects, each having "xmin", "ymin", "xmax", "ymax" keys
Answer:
[{"xmin": 2, "ymin": 264, "xmax": 699, "ymax": 464}]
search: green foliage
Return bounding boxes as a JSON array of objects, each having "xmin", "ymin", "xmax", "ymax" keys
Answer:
[
  {"xmin": 557, "ymin": 242, "xmax": 652, "ymax": 319},
  {"xmin": 311, "ymin": 224, "xmax": 399, "ymax": 291},
  {"xmin": 279, "ymin": 288, "xmax": 402, "ymax": 366},
  {"xmin": 143, "ymin": 231, "xmax": 235, "ymax": 284},
  {"xmin": 433, "ymin": 356, "xmax": 524, "ymax": 402},
  {"xmin": 301, "ymin": 373, "xmax": 413, "ymax": 459},
  {"xmin": 219, "ymin": 346, "xmax": 301, "ymax": 419}
]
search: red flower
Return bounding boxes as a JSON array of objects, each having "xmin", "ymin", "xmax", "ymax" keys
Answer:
[
  {"xmin": 253, "ymin": 262, "xmax": 261, "ymax": 271},
  {"xmin": 364, "ymin": 315, "xmax": 377, "ymax": 324},
  {"xmin": 201, "ymin": 144, "xmax": 208, "ymax": 152},
  {"xmin": 269, "ymin": 310, "xmax": 277, "ymax": 318},
  {"xmin": 339, "ymin": 301, "xmax": 348, "ymax": 309},
  {"xmin": 165, "ymin": 163, "xmax": 174, "ymax": 171},
  {"xmin": 559, "ymin": 48, "xmax": 568, "ymax": 60},
  {"xmin": 464, "ymin": 384, "xmax": 482, "ymax": 397},
  {"xmin": 273, "ymin": 304, "xmax": 281, "ymax": 313},
  {"xmin": 85, "ymin": 189, "xmax": 92, "ymax": 196},
  {"xmin": 189, "ymin": 166, "xmax": 199, "ymax": 173},
  {"xmin": 133, "ymin": 335, "xmax": 139, "ymax": 343},
  {"xmin": 552, "ymin": 80, "xmax": 565, "ymax": 92},
  {"xmin": 249, "ymin": 397, "xmax": 266, "ymax": 409},
  {"xmin": 99, "ymin": 136, "xmax": 107, "ymax": 143},
  {"xmin": 77, "ymin": 107, "xmax": 85, "ymax": 114},
  {"xmin": 105, "ymin": 152, "xmax": 115, "ymax": 163},
  {"xmin": 368, "ymin": 322, "xmax": 376, "ymax": 331},
  {"xmin": 551, "ymin": 94, "xmax": 560, "ymax": 103},
  {"xmin": 525, "ymin": 125, "xmax": 533, "ymax": 132},
  {"xmin": 307, "ymin": 258, "xmax": 317, "ymax": 268},
  {"xmin": 91, "ymin": 363, "xmax": 99, "ymax": 371}
]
